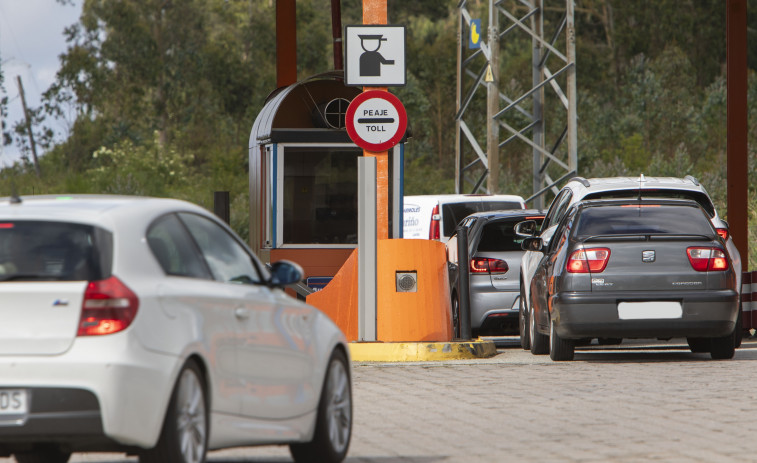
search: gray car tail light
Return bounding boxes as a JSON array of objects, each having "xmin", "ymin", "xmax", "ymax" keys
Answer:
[{"xmin": 687, "ymin": 247, "xmax": 729, "ymax": 272}]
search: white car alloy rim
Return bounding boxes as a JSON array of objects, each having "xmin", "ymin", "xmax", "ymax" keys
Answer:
[
  {"xmin": 176, "ymin": 369, "xmax": 207, "ymax": 463},
  {"xmin": 326, "ymin": 359, "xmax": 352, "ymax": 453}
]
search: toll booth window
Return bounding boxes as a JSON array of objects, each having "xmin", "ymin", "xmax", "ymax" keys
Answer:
[{"xmin": 283, "ymin": 147, "xmax": 360, "ymax": 244}]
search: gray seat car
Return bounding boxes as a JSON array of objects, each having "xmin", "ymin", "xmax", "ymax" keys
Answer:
[
  {"xmin": 517, "ymin": 175, "xmax": 743, "ymax": 350},
  {"xmin": 523, "ymin": 198, "xmax": 740, "ymax": 361},
  {"xmin": 446, "ymin": 209, "xmax": 544, "ymax": 337}
]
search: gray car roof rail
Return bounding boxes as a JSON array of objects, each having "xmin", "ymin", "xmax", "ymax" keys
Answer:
[
  {"xmin": 683, "ymin": 175, "xmax": 700, "ymax": 186},
  {"xmin": 569, "ymin": 176, "xmax": 591, "ymax": 188}
]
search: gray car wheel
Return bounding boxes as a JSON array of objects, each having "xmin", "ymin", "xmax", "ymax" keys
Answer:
[
  {"xmin": 14, "ymin": 446, "xmax": 71, "ymax": 463},
  {"xmin": 290, "ymin": 349, "xmax": 352, "ymax": 463},
  {"xmin": 549, "ymin": 318, "xmax": 575, "ymax": 361},
  {"xmin": 711, "ymin": 331, "xmax": 736, "ymax": 360},
  {"xmin": 529, "ymin": 297, "xmax": 549, "ymax": 355},
  {"xmin": 519, "ymin": 285, "xmax": 530, "ymax": 350},
  {"xmin": 141, "ymin": 361, "xmax": 208, "ymax": 463}
]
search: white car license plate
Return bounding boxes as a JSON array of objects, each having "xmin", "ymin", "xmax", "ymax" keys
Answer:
[
  {"xmin": 617, "ymin": 301, "xmax": 682, "ymax": 320},
  {"xmin": 0, "ymin": 389, "xmax": 28, "ymax": 415}
]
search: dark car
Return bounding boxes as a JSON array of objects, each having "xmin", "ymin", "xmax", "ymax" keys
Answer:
[
  {"xmin": 524, "ymin": 198, "xmax": 740, "ymax": 361},
  {"xmin": 446, "ymin": 210, "xmax": 545, "ymax": 337}
]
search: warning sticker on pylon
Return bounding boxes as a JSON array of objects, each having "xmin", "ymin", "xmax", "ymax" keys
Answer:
[{"xmin": 484, "ymin": 65, "xmax": 494, "ymax": 83}]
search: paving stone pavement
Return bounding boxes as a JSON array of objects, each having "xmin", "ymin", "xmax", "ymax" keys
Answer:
[{"xmin": 4, "ymin": 339, "xmax": 757, "ymax": 463}]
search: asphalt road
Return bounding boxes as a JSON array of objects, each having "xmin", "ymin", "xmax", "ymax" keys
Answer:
[{"xmin": 5, "ymin": 337, "xmax": 757, "ymax": 462}]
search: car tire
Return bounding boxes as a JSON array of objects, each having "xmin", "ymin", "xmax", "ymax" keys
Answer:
[
  {"xmin": 735, "ymin": 305, "xmax": 743, "ymax": 349},
  {"xmin": 529, "ymin": 298, "xmax": 549, "ymax": 355},
  {"xmin": 519, "ymin": 285, "xmax": 530, "ymax": 350},
  {"xmin": 140, "ymin": 360, "xmax": 208, "ymax": 463},
  {"xmin": 549, "ymin": 318, "xmax": 574, "ymax": 361},
  {"xmin": 710, "ymin": 332, "xmax": 736, "ymax": 360},
  {"xmin": 687, "ymin": 337, "xmax": 709, "ymax": 353},
  {"xmin": 290, "ymin": 349, "xmax": 352, "ymax": 463},
  {"xmin": 451, "ymin": 292, "xmax": 460, "ymax": 339},
  {"xmin": 14, "ymin": 446, "xmax": 71, "ymax": 463}
]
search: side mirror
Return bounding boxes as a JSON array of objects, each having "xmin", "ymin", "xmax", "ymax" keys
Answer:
[
  {"xmin": 268, "ymin": 260, "xmax": 304, "ymax": 287},
  {"xmin": 515, "ymin": 220, "xmax": 538, "ymax": 237},
  {"xmin": 522, "ymin": 237, "xmax": 545, "ymax": 253}
]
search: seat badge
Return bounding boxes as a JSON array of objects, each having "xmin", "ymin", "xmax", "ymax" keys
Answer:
[{"xmin": 642, "ymin": 250, "xmax": 656, "ymax": 263}]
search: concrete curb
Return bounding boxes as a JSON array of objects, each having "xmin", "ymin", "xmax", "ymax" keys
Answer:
[{"xmin": 348, "ymin": 340, "xmax": 498, "ymax": 362}]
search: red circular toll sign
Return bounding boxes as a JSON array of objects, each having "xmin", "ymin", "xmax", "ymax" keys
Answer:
[{"xmin": 345, "ymin": 90, "xmax": 408, "ymax": 152}]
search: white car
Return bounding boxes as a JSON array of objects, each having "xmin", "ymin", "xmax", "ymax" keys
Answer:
[
  {"xmin": 0, "ymin": 195, "xmax": 352, "ymax": 463},
  {"xmin": 403, "ymin": 194, "xmax": 525, "ymax": 242}
]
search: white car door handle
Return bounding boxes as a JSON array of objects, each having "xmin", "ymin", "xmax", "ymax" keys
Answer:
[{"xmin": 234, "ymin": 307, "xmax": 249, "ymax": 319}]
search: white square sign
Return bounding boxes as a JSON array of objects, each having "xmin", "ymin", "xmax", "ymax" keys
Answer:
[{"xmin": 345, "ymin": 25, "xmax": 406, "ymax": 87}]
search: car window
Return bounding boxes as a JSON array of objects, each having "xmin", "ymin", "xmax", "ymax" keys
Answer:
[
  {"xmin": 574, "ymin": 204, "xmax": 715, "ymax": 238},
  {"xmin": 582, "ymin": 190, "xmax": 716, "ymax": 217},
  {"xmin": 548, "ymin": 208, "xmax": 577, "ymax": 254},
  {"xmin": 0, "ymin": 220, "xmax": 111, "ymax": 282},
  {"xmin": 542, "ymin": 189, "xmax": 573, "ymax": 231},
  {"xmin": 442, "ymin": 201, "xmax": 522, "ymax": 237},
  {"xmin": 178, "ymin": 213, "xmax": 263, "ymax": 285},
  {"xmin": 477, "ymin": 219, "xmax": 525, "ymax": 252},
  {"xmin": 147, "ymin": 214, "xmax": 213, "ymax": 279},
  {"xmin": 446, "ymin": 234, "xmax": 458, "ymax": 264}
]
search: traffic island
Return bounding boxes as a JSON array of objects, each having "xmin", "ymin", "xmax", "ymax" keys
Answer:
[{"xmin": 349, "ymin": 339, "xmax": 498, "ymax": 362}]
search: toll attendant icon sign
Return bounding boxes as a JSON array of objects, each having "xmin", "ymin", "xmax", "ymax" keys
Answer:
[
  {"xmin": 345, "ymin": 25, "xmax": 406, "ymax": 87},
  {"xmin": 346, "ymin": 91, "xmax": 407, "ymax": 152}
]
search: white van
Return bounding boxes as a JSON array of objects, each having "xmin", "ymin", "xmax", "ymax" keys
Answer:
[{"xmin": 403, "ymin": 194, "xmax": 526, "ymax": 242}]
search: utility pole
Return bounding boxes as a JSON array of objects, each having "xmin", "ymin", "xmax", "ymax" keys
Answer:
[
  {"xmin": 486, "ymin": 0, "xmax": 500, "ymax": 193},
  {"xmin": 15, "ymin": 76, "xmax": 40, "ymax": 177}
]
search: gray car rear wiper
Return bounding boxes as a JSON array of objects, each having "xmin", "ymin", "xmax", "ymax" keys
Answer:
[
  {"xmin": 580, "ymin": 233, "xmax": 712, "ymax": 242},
  {"xmin": 580, "ymin": 234, "xmax": 646, "ymax": 242},
  {"xmin": 646, "ymin": 233, "xmax": 712, "ymax": 241}
]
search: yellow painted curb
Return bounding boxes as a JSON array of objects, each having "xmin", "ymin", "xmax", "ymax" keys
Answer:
[{"xmin": 348, "ymin": 340, "xmax": 498, "ymax": 362}]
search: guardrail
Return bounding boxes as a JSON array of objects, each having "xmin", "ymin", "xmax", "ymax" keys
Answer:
[{"xmin": 743, "ymin": 271, "xmax": 755, "ymax": 331}]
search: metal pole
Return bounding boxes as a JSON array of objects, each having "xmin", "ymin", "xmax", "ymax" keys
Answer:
[
  {"xmin": 275, "ymin": 0, "xmax": 297, "ymax": 88},
  {"xmin": 455, "ymin": 7, "xmax": 463, "ymax": 194},
  {"xmin": 213, "ymin": 191, "xmax": 230, "ymax": 225},
  {"xmin": 457, "ymin": 225, "xmax": 472, "ymax": 340},
  {"xmin": 566, "ymin": 0, "xmax": 577, "ymax": 175},
  {"xmin": 358, "ymin": 157, "xmax": 377, "ymax": 341},
  {"xmin": 486, "ymin": 0, "xmax": 500, "ymax": 193},
  {"xmin": 330, "ymin": 0, "xmax": 343, "ymax": 71},
  {"xmin": 531, "ymin": 0, "xmax": 544, "ymax": 209},
  {"xmin": 15, "ymin": 76, "xmax": 41, "ymax": 177},
  {"xmin": 726, "ymin": 0, "xmax": 749, "ymax": 271}
]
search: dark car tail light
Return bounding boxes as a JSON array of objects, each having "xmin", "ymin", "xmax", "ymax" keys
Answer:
[
  {"xmin": 687, "ymin": 247, "xmax": 729, "ymax": 272},
  {"xmin": 567, "ymin": 248, "xmax": 611, "ymax": 273},
  {"xmin": 470, "ymin": 257, "xmax": 508, "ymax": 274},
  {"xmin": 429, "ymin": 205, "xmax": 440, "ymax": 240},
  {"xmin": 716, "ymin": 228, "xmax": 729, "ymax": 240},
  {"xmin": 78, "ymin": 276, "xmax": 139, "ymax": 336}
]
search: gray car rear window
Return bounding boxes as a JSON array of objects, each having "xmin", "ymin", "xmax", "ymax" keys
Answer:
[
  {"xmin": 0, "ymin": 221, "xmax": 112, "ymax": 282},
  {"xmin": 574, "ymin": 205, "xmax": 715, "ymax": 238},
  {"xmin": 582, "ymin": 190, "xmax": 715, "ymax": 217},
  {"xmin": 477, "ymin": 217, "xmax": 544, "ymax": 252},
  {"xmin": 443, "ymin": 201, "xmax": 523, "ymax": 236}
]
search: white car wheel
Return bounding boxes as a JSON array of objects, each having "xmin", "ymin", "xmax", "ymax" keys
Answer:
[
  {"xmin": 141, "ymin": 361, "xmax": 207, "ymax": 463},
  {"xmin": 291, "ymin": 349, "xmax": 352, "ymax": 463}
]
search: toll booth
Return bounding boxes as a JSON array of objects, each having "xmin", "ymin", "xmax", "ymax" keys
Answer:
[{"xmin": 249, "ymin": 71, "xmax": 407, "ymax": 288}]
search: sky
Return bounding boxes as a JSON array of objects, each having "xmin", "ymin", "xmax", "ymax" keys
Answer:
[{"xmin": 0, "ymin": 0, "xmax": 82, "ymax": 167}]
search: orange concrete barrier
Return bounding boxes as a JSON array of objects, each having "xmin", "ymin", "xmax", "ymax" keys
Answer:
[
  {"xmin": 306, "ymin": 249, "xmax": 359, "ymax": 341},
  {"xmin": 307, "ymin": 239, "xmax": 453, "ymax": 342}
]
